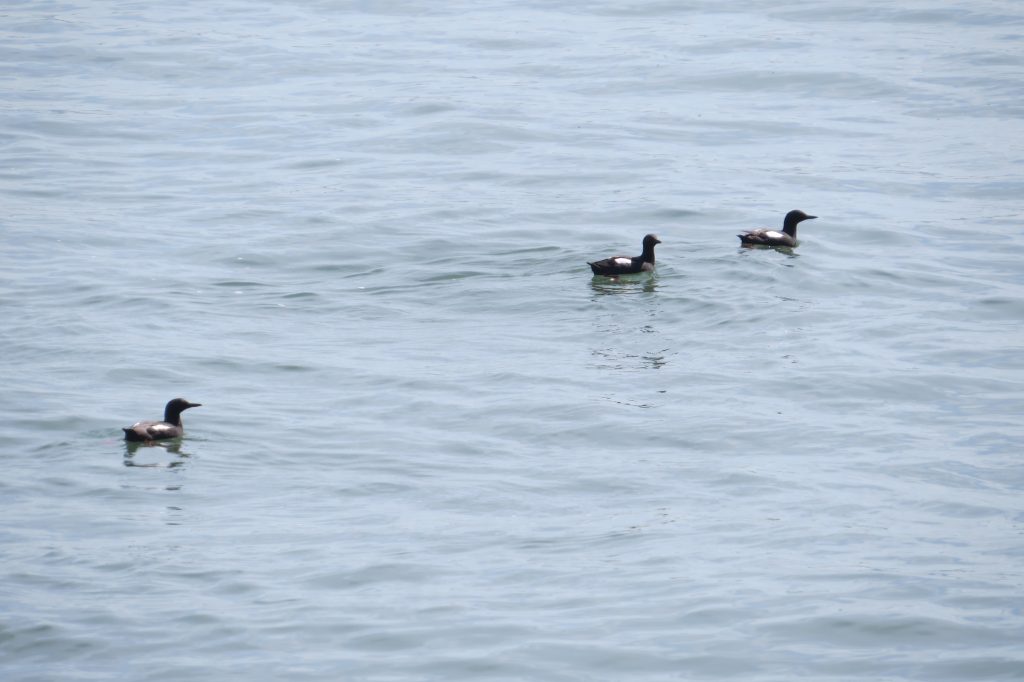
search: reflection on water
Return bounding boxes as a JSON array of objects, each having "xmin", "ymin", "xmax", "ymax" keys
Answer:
[
  {"xmin": 590, "ymin": 347, "xmax": 668, "ymax": 371},
  {"xmin": 737, "ymin": 244, "xmax": 799, "ymax": 259},
  {"xmin": 600, "ymin": 394, "xmax": 662, "ymax": 409},
  {"xmin": 643, "ymin": 352, "xmax": 668, "ymax": 370},
  {"xmin": 123, "ymin": 440, "xmax": 191, "ymax": 468},
  {"xmin": 589, "ymin": 272, "xmax": 660, "ymax": 296},
  {"xmin": 588, "ymin": 272, "xmax": 669, "ymax": 374},
  {"xmin": 589, "ymin": 281, "xmax": 670, "ymax": 373}
]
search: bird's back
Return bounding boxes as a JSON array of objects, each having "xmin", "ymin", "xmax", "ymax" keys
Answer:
[
  {"xmin": 589, "ymin": 256, "xmax": 643, "ymax": 276},
  {"xmin": 738, "ymin": 229, "xmax": 794, "ymax": 247},
  {"xmin": 123, "ymin": 420, "xmax": 181, "ymax": 442}
]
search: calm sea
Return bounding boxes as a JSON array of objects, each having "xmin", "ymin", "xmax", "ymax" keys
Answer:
[{"xmin": 2, "ymin": 1, "xmax": 1023, "ymax": 680}]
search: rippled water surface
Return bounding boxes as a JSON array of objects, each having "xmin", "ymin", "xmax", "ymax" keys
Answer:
[{"xmin": 2, "ymin": 1, "xmax": 1023, "ymax": 680}]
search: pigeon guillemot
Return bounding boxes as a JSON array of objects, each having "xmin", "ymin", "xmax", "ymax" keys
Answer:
[
  {"xmin": 123, "ymin": 398, "xmax": 201, "ymax": 442},
  {"xmin": 588, "ymin": 234, "xmax": 661, "ymax": 276},
  {"xmin": 738, "ymin": 210, "xmax": 817, "ymax": 247}
]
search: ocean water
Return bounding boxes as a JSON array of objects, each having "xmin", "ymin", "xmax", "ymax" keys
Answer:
[{"xmin": 2, "ymin": 0, "xmax": 1023, "ymax": 680}]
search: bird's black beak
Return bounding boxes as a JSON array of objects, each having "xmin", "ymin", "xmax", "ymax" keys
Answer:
[
  {"xmin": 806, "ymin": 215, "xmax": 818, "ymax": 220},
  {"xmin": 187, "ymin": 402, "xmax": 202, "ymax": 408}
]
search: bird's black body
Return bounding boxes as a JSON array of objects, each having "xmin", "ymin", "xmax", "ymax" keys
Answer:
[
  {"xmin": 738, "ymin": 210, "xmax": 817, "ymax": 247},
  {"xmin": 123, "ymin": 398, "xmax": 201, "ymax": 442},
  {"xmin": 588, "ymin": 234, "xmax": 661, "ymax": 276}
]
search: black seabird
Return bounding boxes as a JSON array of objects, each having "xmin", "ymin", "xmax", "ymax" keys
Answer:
[
  {"xmin": 588, "ymin": 234, "xmax": 661, "ymax": 276},
  {"xmin": 123, "ymin": 398, "xmax": 201, "ymax": 442},
  {"xmin": 738, "ymin": 210, "xmax": 817, "ymax": 247}
]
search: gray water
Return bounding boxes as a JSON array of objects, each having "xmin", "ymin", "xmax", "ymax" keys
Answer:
[{"xmin": 2, "ymin": 1, "xmax": 1023, "ymax": 680}]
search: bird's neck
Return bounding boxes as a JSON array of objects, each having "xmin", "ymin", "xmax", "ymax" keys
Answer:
[
  {"xmin": 782, "ymin": 218, "xmax": 799, "ymax": 237},
  {"xmin": 163, "ymin": 410, "xmax": 184, "ymax": 425},
  {"xmin": 641, "ymin": 246, "xmax": 656, "ymax": 263}
]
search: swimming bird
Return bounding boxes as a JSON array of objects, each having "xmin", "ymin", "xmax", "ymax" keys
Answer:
[
  {"xmin": 123, "ymin": 398, "xmax": 201, "ymax": 442},
  {"xmin": 738, "ymin": 210, "xmax": 817, "ymax": 247},
  {"xmin": 588, "ymin": 234, "xmax": 661, "ymax": 276}
]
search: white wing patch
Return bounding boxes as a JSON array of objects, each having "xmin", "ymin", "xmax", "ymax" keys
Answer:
[
  {"xmin": 613, "ymin": 258, "xmax": 632, "ymax": 266},
  {"xmin": 764, "ymin": 231, "xmax": 784, "ymax": 240}
]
